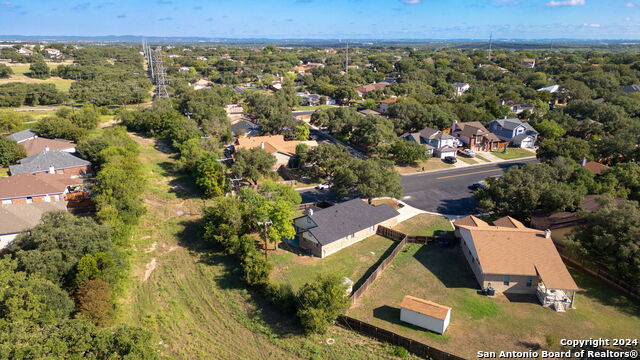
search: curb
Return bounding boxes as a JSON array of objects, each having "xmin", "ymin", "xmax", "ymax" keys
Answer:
[{"xmin": 401, "ymin": 156, "xmax": 537, "ymax": 177}]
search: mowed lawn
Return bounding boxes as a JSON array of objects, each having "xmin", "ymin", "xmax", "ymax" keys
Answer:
[
  {"xmin": 491, "ymin": 147, "xmax": 535, "ymax": 160},
  {"xmin": 0, "ymin": 62, "xmax": 74, "ymax": 92},
  {"xmin": 347, "ymin": 242, "xmax": 640, "ymax": 359},
  {"xmin": 271, "ymin": 235, "xmax": 397, "ymax": 291},
  {"xmin": 395, "ymin": 157, "xmax": 454, "ymax": 175}
]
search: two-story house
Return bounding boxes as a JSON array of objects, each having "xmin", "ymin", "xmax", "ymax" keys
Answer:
[
  {"xmin": 450, "ymin": 121, "xmax": 502, "ymax": 152},
  {"xmin": 487, "ymin": 118, "xmax": 539, "ymax": 148},
  {"xmin": 400, "ymin": 127, "xmax": 457, "ymax": 159}
]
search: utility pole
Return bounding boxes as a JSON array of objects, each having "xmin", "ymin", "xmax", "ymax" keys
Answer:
[
  {"xmin": 488, "ymin": 33, "xmax": 493, "ymax": 61},
  {"xmin": 345, "ymin": 42, "xmax": 349, "ymax": 75},
  {"xmin": 257, "ymin": 220, "xmax": 273, "ymax": 260}
]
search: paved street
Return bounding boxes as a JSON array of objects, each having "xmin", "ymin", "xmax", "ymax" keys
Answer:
[{"xmin": 299, "ymin": 157, "xmax": 538, "ymax": 215}]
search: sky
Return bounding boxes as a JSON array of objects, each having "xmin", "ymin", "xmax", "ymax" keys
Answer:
[{"xmin": 0, "ymin": 0, "xmax": 639, "ymax": 39}]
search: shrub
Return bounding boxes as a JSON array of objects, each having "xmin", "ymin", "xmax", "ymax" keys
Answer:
[{"xmin": 296, "ymin": 274, "xmax": 349, "ymax": 334}]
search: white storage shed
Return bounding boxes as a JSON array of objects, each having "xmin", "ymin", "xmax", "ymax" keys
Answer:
[{"xmin": 399, "ymin": 295, "xmax": 451, "ymax": 334}]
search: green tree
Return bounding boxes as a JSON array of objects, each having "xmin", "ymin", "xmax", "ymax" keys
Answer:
[
  {"xmin": 0, "ymin": 136, "xmax": 26, "ymax": 167},
  {"xmin": 297, "ymin": 274, "xmax": 349, "ymax": 334},
  {"xmin": 389, "ymin": 140, "xmax": 429, "ymax": 166},
  {"xmin": 202, "ymin": 196, "xmax": 246, "ymax": 253},
  {"xmin": 29, "ymin": 61, "xmax": 50, "ymax": 79},
  {"xmin": 354, "ymin": 159, "xmax": 403, "ymax": 200},
  {"xmin": 56, "ymin": 105, "xmax": 100, "ymax": 130},
  {"xmin": 34, "ymin": 116, "xmax": 86, "ymax": 141},
  {"xmin": 0, "ymin": 111, "xmax": 27, "ymax": 133},
  {"xmin": 75, "ymin": 279, "xmax": 113, "ymax": 326},
  {"xmin": 537, "ymin": 137, "xmax": 593, "ymax": 163},
  {"xmin": 231, "ymin": 148, "xmax": 277, "ymax": 185},
  {"xmin": 308, "ymin": 143, "xmax": 352, "ymax": 178},
  {"xmin": 295, "ymin": 124, "xmax": 310, "ymax": 140},
  {"xmin": 76, "ymin": 126, "xmax": 139, "ymax": 164},
  {"xmin": 534, "ymin": 119, "xmax": 566, "ymax": 140},
  {"xmin": 194, "ymin": 153, "xmax": 228, "ymax": 197},
  {"xmin": 0, "ymin": 64, "xmax": 13, "ymax": 78}
]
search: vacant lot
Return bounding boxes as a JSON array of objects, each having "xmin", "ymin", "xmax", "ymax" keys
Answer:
[
  {"xmin": 491, "ymin": 147, "xmax": 535, "ymax": 160},
  {"xmin": 118, "ymin": 133, "xmax": 414, "ymax": 359},
  {"xmin": 348, "ymin": 242, "xmax": 640, "ymax": 359},
  {"xmin": 0, "ymin": 62, "xmax": 74, "ymax": 92}
]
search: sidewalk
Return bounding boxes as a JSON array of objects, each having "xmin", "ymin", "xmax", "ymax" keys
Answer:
[{"xmin": 403, "ymin": 155, "xmax": 537, "ymax": 176}]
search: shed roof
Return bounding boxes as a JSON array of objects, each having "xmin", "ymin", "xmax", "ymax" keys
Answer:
[{"xmin": 400, "ymin": 295, "xmax": 450, "ymax": 320}]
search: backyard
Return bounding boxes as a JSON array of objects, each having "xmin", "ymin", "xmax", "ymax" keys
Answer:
[
  {"xmin": 491, "ymin": 147, "xmax": 536, "ymax": 160},
  {"xmin": 347, "ymin": 242, "xmax": 640, "ymax": 359}
]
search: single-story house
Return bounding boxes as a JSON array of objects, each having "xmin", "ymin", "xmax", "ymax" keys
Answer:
[
  {"xmin": 377, "ymin": 97, "xmax": 398, "ymax": 114},
  {"xmin": 19, "ymin": 137, "xmax": 76, "ymax": 157},
  {"xmin": 401, "ymin": 127, "xmax": 457, "ymax": 159},
  {"xmin": 450, "ymin": 121, "xmax": 502, "ymax": 152},
  {"xmin": 189, "ymin": 79, "xmax": 213, "ymax": 90},
  {"xmin": 453, "ymin": 82, "xmax": 470, "ymax": 96},
  {"xmin": 522, "ymin": 58, "xmax": 536, "ymax": 68},
  {"xmin": 0, "ymin": 173, "xmax": 84, "ymax": 205},
  {"xmin": 7, "ymin": 129, "xmax": 38, "ymax": 143},
  {"xmin": 0, "ymin": 202, "xmax": 68, "ymax": 248},
  {"xmin": 400, "ymin": 295, "xmax": 451, "ymax": 334},
  {"xmin": 296, "ymin": 92, "xmax": 336, "ymax": 106},
  {"xmin": 356, "ymin": 82, "xmax": 391, "ymax": 98},
  {"xmin": 454, "ymin": 215, "xmax": 579, "ymax": 312},
  {"xmin": 500, "ymin": 100, "xmax": 535, "ymax": 115},
  {"xmin": 530, "ymin": 195, "xmax": 624, "ymax": 242},
  {"xmin": 293, "ymin": 199, "xmax": 400, "ymax": 258},
  {"xmin": 231, "ymin": 120, "xmax": 261, "ymax": 137},
  {"xmin": 9, "ymin": 150, "xmax": 91, "ymax": 176},
  {"xmin": 537, "ymin": 85, "xmax": 560, "ymax": 93},
  {"xmin": 358, "ymin": 109, "xmax": 382, "ymax": 117},
  {"xmin": 582, "ymin": 160, "xmax": 609, "ymax": 175},
  {"xmin": 235, "ymin": 135, "xmax": 317, "ymax": 169},
  {"xmin": 487, "ymin": 118, "xmax": 538, "ymax": 148}
]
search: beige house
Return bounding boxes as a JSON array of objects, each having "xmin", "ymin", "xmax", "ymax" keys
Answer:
[
  {"xmin": 294, "ymin": 199, "xmax": 399, "ymax": 258},
  {"xmin": 453, "ymin": 215, "xmax": 579, "ymax": 312},
  {"xmin": 400, "ymin": 295, "xmax": 451, "ymax": 334},
  {"xmin": 235, "ymin": 135, "xmax": 317, "ymax": 169}
]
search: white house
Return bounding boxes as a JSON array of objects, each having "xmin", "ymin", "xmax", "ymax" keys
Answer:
[
  {"xmin": 400, "ymin": 295, "xmax": 451, "ymax": 334},
  {"xmin": 400, "ymin": 127, "xmax": 457, "ymax": 159},
  {"xmin": 453, "ymin": 82, "xmax": 470, "ymax": 96}
]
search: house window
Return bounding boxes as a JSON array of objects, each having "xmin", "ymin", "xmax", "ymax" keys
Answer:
[
  {"xmin": 503, "ymin": 275, "xmax": 510, "ymax": 286},
  {"xmin": 526, "ymin": 276, "xmax": 533, "ymax": 287}
]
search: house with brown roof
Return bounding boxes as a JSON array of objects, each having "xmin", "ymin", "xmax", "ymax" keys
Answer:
[
  {"xmin": 377, "ymin": 97, "xmax": 398, "ymax": 114},
  {"xmin": 582, "ymin": 160, "xmax": 609, "ymax": 175},
  {"xmin": 356, "ymin": 82, "xmax": 391, "ymax": 98},
  {"xmin": 522, "ymin": 58, "xmax": 536, "ymax": 69},
  {"xmin": 0, "ymin": 202, "xmax": 68, "ymax": 248},
  {"xmin": 530, "ymin": 195, "xmax": 623, "ymax": 242},
  {"xmin": 450, "ymin": 121, "xmax": 503, "ymax": 152},
  {"xmin": 19, "ymin": 137, "xmax": 76, "ymax": 157},
  {"xmin": 453, "ymin": 215, "xmax": 578, "ymax": 311},
  {"xmin": 235, "ymin": 135, "xmax": 318, "ymax": 169},
  {"xmin": 0, "ymin": 173, "xmax": 84, "ymax": 205}
]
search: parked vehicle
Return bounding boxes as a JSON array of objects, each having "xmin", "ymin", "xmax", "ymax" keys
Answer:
[
  {"xmin": 471, "ymin": 181, "xmax": 488, "ymax": 190},
  {"xmin": 459, "ymin": 149, "xmax": 476, "ymax": 157},
  {"xmin": 443, "ymin": 156, "xmax": 457, "ymax": 164},
  {"xmin": 316, "ymin": 182, "xmax": 332, "ymax": 190}
]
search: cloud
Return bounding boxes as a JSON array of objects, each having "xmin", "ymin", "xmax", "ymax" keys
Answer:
[
  {"xmin": 156, "ymin": 0, "xmax": 172, "ymax": 4},
  {"xmin": 583, "ymin": 23, "xmax": 600, "ymax": 27},
  {"xmin": 192, "ymin": 5, "xmax": 202, "ymax": 10},
  {"xmin": 296, "ymin": 0, "xmax": 313, "ymax": 3},
  {"xmin": 206, "ymin": 17, "xmax": 214, "ymax": 22},
  {"xmin": 545, "ymin": 0, "xmax": 585, "ymax": 7},
  {"xmin": 71, "ymin": 2, "xmax": 91, "ymax": 10},
  {"xmin": 116, "ymin": 14, "xmax": 126, "ymax": 18},
  {"xmin": 626, "ymin": 2, "xmax": 636, "ymax": 7},
  {"xmin": 401, "ymin": 0, "xmax": 422, "ymax": 4},
  {"xmin": 0, "ymin": 1, "xmax": 12, "ymax": 6},
  {"xmin": 158, "ymin": 17, "xmax": 173, "ymax": 21}
]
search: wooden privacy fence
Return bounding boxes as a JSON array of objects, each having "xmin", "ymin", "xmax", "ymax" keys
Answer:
[
  {"xmin": 350, "ymin": 236, "xmax": 408, "ymax": 305},
  {"xmin": 337, "ymin": 316, "xmax": 465, "ymax": 360},
  {"xmin": 376, "ymin": 225, "xmax": 406, "ymax": 242}
]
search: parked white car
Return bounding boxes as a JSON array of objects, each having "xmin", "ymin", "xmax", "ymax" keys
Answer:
[{"xmin": 316, "ymin": 182, "xmax": 332, "ymax": 190}]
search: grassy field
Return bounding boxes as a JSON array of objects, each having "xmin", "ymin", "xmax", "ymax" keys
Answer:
[
  {"xmin": 347, "ymin": 242, "xmax": 640, "ymax": 359},
  {"xmin": 491, "ymin": 147, "xmax": 536, "ymax": 160},
  {"xmin": 391, "ymin": 213, "xmax": 454, "ymax": 237},
  {"xmin": 0, "ymin": 62, "xmax": 74, "ymax": 91},
  {"xmin": 457, "ymin": 156, "xmax": 478, "ymax": 165},
  {"xmin": 475, "ymin": 154, "xmax": 491, "ymax": 162},
  {"xmin": 395, "ymin": 158, "xmax": 454, "ymax": 175},
  {"xmin": 271, "ymin": 235, "xmax": 397, "ymax": 291},
  {"xmin": 117, "ymin": 133, "xmax": 416, "ymax": 360}
]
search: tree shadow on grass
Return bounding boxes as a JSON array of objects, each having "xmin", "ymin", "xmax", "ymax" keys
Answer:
[
  {"xmin": 174, "ymin": 218, "xmax": 306, "ymax": 337},
  {"xmin": 413, "ymin": 245, "xmax": 478, "ymax": 289},
  {"xmin": 568, "ymin": 265, "xmax": 640, "ymax": 317},
  {"xmin": 155, "ymin": 161, "xmax": 204, "ymax": 200}
]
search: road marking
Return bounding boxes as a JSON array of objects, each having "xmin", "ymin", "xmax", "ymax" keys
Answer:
[{"xmin": 436, "ymin": 168, "xmax": 504, "ymax": 180}]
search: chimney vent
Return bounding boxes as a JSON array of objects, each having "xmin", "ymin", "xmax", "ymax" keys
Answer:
[
  {"xmin": 308, "ymin": 208, "xmax": 314, "ymax": 216},
  {"xmin": 45, "ymin": 146, "xmax": 49, "ymax": 152},
  {"xmin": 48, "ymin": 166, "xmax": 55, "ymax": 174},
  {"xmin": 544, "ymin": 229, "xmax": 551, "ymax": 239},
  {"xmin": 581, "ymin": 157, "xmax": 587, "ymax": 166}
]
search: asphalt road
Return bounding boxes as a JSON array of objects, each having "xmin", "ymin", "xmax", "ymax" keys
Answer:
[{"xmin": 299, "ymin": 157, "xmax": 538, "ymax": 215}]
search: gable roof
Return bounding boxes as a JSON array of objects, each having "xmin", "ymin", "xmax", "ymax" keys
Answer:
[
  {"xmin": 231, "ymin": 120, "xmax": 260, "ymax": 135},
  {"xmin": 377, "ymin": 97, "xmax": 398, "ymax": 104},
  {"xmin": 356, "ymin": 82, "xmax": 390, "ymax": 94},
  {"xmin": 235, "ymin": 135, "xmax": 317, "ymax": 156},
  {"xmin": 621, "ymin": 84, "xmax": 640, "ymax": 93},
  {"xmin": 455, "ymin": 121, "xmax": 490, "ymax": 138},
  {"xmin": 453, "ymin": 215, "xmax": 489, "ymax": 228},
  {"xmin": 9, "ymin": 151, "xmax": 91, "ymax": 175},
  {"xmin": 490, "ymin": 118, "xmax": 538, "ymax": 134},
  {"xmin": 7, "ymin": 129, "xmax": 37, "ymax": 143},
  {"xmin": 458, "ymin": 224, "xmax": 578, "ymax": 290},
  {"xmin": 359, "ymin": 109, "xmax": 382, "ymax": 116},
  {"xmin": 0, "ymin": 173, "xmax": 82, "ymax": 200},
  {"xmin": 493, "ymin": 216, "xmax": 527, "ymax": 229},
  {"xmin": 400, "ymin": 295, "xmax": 450, "ymax": 320},
  {"xmin": 20, "ymin": 137, "xmax": 76, "ymax": 156},
  {"xmin": 304, "ymin": 199, "xmax": 399, "ymax": 246}
]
